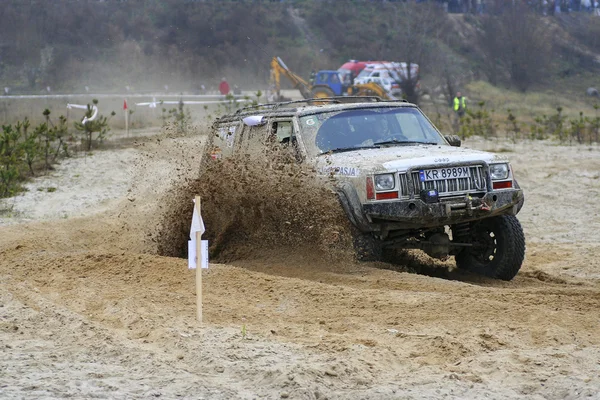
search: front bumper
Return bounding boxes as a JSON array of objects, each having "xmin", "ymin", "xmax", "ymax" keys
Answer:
[{"xmin": 363, "ymin": 189, "xmax": 523, "ymax": 229}]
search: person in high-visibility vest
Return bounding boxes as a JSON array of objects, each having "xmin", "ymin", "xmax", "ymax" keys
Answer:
[{"xmin": 453, "ymin": 92, "xmax": 467, "ymax": 118}]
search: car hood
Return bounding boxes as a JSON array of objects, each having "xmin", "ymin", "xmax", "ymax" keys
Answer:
[{"xmin": 315, "ymin": 145, "xmax": 508, "ymax": 176}]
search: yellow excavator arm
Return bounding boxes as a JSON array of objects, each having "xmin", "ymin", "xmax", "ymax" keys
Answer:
[
  {"xmin": 350, "ymin": 82, "xmax": 393, "ymax": 100},
  {"xmin": 270, "ymin": 57, "xmax": 312, "ymax": 99}
]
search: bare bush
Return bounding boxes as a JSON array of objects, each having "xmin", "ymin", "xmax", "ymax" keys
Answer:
[{"xmin": 476, "ymin": 0, "xmax": 553, "ymax": 91}]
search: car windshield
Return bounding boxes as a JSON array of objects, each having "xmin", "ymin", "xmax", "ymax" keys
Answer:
[{"xmin": 299, "ymin": 107, "xmax": 446, "ymax": 156}]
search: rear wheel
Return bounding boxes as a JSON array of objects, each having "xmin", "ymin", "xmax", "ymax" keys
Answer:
[{"xmin": 454, "ymin": 215, "xmax": 525, "ymax": 280}]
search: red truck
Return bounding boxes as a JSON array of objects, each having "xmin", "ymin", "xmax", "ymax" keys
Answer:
[{"xmin": 338, "ymin": 60, "xmax": 382, "ymax": 84}]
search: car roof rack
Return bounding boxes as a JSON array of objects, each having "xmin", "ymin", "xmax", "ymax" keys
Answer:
[{"xmin": 234, "ymin": 96, "xmax": 407, "ymax": 114}]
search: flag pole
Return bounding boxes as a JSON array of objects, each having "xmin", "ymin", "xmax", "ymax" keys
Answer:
[{"xmin": 195, "ymin": 195, "xmax": 203, "ymax": 323}]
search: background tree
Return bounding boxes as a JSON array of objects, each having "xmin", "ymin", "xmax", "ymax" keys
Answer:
[
  {"xmin": 18, "ymin": 119, "xmax": 38, "ymax": 176},
  {"xmin": 385, "ymin": 2, "xmax": 446, "ymax": 104},
  {"xmin": 52, "ymin": 116, "xmax": 70, "ymax": 162},
  {"xmin": 39, "ymin": 109, "xmax": 55, "ymax": 170},
  {"xmin": 476, "ymin": 0, "xmax": 553, "ymax": 91},
  {"xmin": 304, "ymin": 1, "xmax": 447, "ymax": 104}
]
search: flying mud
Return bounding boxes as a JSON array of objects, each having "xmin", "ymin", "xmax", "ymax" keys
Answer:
[{"xmin": 153, "ymin": 140, "xmax": 460, "ymax": 281}]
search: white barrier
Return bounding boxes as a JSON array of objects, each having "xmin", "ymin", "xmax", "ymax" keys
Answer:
[
  {"xmin": 2, "ymin": 93, "xmax": 251, "ymax": 100},
  {"xmin": 66, "ymin": 103, "xmax": 99, "ymax": 124},
  {"xmin": 136, "ymin": 98, "xmax": 252, "ymax": 108}
]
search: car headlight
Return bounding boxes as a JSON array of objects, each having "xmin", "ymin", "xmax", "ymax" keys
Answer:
[
  {"xmin": 490, "ymin": 163, "xmax": 509, "ymax": 180},
  {"xmin": 374, "ymin": 173, "xmax": 395, "ymax": 190}
]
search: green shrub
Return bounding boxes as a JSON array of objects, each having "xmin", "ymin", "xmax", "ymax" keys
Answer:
[
  {"xmin": 0, "ymin": 124, "xmax": 24, "ymax": 197},
  {"xmin": 0, "ymin": 110, "xmax": 72, "ymax": 198},
  {"xmin": 73, "ymin": 99, "xmax": 114, "ymax": 151}
]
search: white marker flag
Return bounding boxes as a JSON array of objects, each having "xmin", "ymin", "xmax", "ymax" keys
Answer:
[
  {"xmin": 188, "ymin": 239, "xmax": 209, "ymax": 270},
  {"xmin": 190, "ymin": 198, "xmax": 205, "ymax": 236}
]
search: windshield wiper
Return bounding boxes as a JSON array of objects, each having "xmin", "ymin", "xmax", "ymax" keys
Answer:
[
  {"xmin": 321, "ymin": 145, "xmax": 381, "ymax": 154},
  {"xmin": 373, "ymin": 139, "xmax": 438, "ymax": 146}
]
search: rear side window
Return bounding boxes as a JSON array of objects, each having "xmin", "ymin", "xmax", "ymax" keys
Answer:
[
  {"xmin": 238, "ymin": 123, "xmax": 268, "ymax": 153},
  {"xmin": 268, "ymin": 120, "xmax": 303, "ymax": 162},
  {"xmin": 272, "ymin": 121, "xmax": 293, "ymax": 143},
  {"xmin": 208, "ymin": 122, "xmax": 240, "ymax": 159}
]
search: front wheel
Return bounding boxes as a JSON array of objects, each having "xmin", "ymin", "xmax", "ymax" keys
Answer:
[
  {"xmin": 454, "ymin": 215, "xmax": 525, "ymax": 280},
  {"xmin": 352, "ymin": 229, "xmax": 382, "ymax": 261}
]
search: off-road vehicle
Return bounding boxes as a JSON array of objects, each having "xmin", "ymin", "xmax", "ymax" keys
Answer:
[{"xmin": 204, "ymin": 97, "xmax": 525, "ymax": 280}]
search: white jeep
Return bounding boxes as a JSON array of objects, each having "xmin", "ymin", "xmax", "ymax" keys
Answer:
[{"xmin": 205, "ymin": 97, "xmax": 525, "ymax": 280}]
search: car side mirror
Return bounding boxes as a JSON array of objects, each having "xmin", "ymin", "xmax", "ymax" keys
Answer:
[{"xmin": 445, "ymin": 134, "xmax": 461, "ymax": 147}]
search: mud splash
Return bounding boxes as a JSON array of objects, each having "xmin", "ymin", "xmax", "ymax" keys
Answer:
[
  {"xmin": 153, "ymin": 136, "xmax": 455, "ymax": 278},
  {"xmin": 155, "ymin": 146, "xmax": 355, "ymax": 263}
]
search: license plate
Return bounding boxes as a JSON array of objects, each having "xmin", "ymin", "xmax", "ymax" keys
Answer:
[{"xmin": 419, "ymin": 166, "xmax": 470, "ymax": 182}]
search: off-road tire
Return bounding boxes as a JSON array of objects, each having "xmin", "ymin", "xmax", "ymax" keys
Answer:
[
  {"xmin": 455, "ymin": 215, "xmax": 525, "ymax": 280},
  {"xmin": 352, "ymin": 229, "xmax": 383, "ymax": 261},
  {"xmin": 311, "ymin": 86, "xmax": 335, "ymax": 99}
]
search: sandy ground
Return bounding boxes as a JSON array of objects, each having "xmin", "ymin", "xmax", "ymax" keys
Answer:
[{"xmin": 1, "ymin": 129, "xmax": 600, "ymax": 399}]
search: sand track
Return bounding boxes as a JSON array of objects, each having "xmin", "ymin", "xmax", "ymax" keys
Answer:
[{"xmin": 1, "ymin": 132, "xmax": 600, "ymax": 399}]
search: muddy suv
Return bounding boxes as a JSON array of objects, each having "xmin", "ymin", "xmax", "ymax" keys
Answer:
[{"xmin": 205, "ymin": 97, "xmax": 525, "ymax": 280}]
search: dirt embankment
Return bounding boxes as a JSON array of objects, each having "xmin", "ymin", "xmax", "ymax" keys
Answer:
[{"xmin": 1, "ymin": 131, "xmax": 600, "ymax": 399}]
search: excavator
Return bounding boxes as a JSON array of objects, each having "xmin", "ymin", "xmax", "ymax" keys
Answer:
[{"xmin": 269, "ymin": 57, "xmax": 393, "ymax": 102}]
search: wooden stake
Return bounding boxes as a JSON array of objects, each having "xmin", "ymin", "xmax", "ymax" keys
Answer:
[{"xmin": 195, "ymin": 195, "xmax": 203, "ymax": 323}]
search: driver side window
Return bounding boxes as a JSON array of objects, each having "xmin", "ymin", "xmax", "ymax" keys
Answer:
[{"xmin": 394, "ymin": 113, "xmax": 426, "ymax": 141}]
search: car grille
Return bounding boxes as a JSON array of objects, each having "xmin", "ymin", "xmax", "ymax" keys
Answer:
[{"xmin": 398, "ymin": 165, "xmax": 487, "ymax": 197}]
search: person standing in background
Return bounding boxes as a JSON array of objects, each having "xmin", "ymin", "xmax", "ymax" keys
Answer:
[
  {"xmin": 219, "ymin": 77, "xmax": 230, "ymax": 95},
  {"xmin": 453, "ymin": 91, "xmax": 467, "ymax": 118}
]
